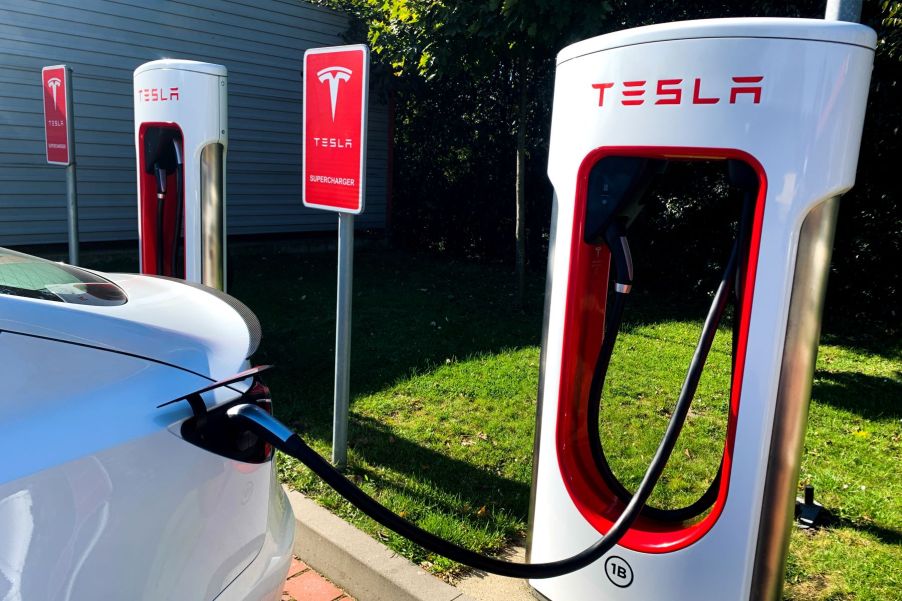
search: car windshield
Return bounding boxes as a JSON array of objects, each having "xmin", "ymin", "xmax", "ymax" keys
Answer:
[{"xmin": 0, "ymin": 248, "xmax": 127, "ymax": 306}]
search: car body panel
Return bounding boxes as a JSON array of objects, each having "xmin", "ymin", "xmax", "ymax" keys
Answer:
[
  {"xmin": 213, "ymin": 478, "xmax": 295, "ymax": 601},
  {"xmin": 0, "ymin": 272, "xmax": 252, "ymax": 381},
  {"xmin": 0, "ymin": 267, "xmax": 293, "ymax": 601}
]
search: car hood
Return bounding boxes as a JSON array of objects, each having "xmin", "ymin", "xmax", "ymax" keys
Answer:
[{"xmin": 0, "ymin": 272, "xmax": 260, "ymax": 381}]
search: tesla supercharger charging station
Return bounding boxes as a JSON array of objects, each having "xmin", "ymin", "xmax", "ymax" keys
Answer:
[
  {"xmin": 527, "ymin": 18, "xmax": 875, "ymax": 601},
  {"xmin": 133, "ymin": 60, "xmax": 228, "ymax": 290}
]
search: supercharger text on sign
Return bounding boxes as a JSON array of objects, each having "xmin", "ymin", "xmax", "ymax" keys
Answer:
[{"xmin": 303, "ymin": 45, "xmax": 369, "ymax": 214}]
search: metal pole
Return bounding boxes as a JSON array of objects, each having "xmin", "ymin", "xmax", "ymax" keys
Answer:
[
  {"xmin": 825, "ymin": 0, "xmax": 862, "ymax": 22},
  {"xmin": 332, "ymin": 211, "xmax": 354, "ymax": 467},
  {"xmin": 64, "ymin": 66, "xmax": 79, "ymax": 265},
  {"xmin": 65, "ymin": 164, "xmax": 79, "ymax": 265}
]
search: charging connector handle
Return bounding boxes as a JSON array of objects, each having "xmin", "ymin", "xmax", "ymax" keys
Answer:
[
  {"xmin": 154, "ymin": 164, "xmax": 168, "ymax": 198},
  {"xmin": 605, "ymin": 220, "xmax": 634, "ymax": 294}
]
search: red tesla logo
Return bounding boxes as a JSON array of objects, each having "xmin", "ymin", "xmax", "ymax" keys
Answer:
[{"xmin": 592, "ymin": 76, "xmax": 763, "ymax": 107}]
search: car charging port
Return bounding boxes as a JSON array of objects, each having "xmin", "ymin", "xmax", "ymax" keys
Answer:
[
  {"xmin": 159, "ymin": 366, "xmax": 276, "ymax": 464},
  {"xmin": 180, "ymin": 379, "xmax": 274, "ymax": 464}
]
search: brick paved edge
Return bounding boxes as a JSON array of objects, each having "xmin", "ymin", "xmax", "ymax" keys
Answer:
[{"xmin": 286, "ymin": 487, "xmax": 477, "ymax": 601}]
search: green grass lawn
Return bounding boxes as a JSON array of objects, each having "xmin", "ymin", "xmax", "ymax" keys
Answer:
[{"xmin": 81, "ymin": 242, "xmax": 900, "ymax": 599}]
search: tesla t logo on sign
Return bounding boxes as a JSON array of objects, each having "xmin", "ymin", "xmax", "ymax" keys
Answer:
[
  {"xmin": 303, "ymin": 45, "xmax": 369, "ymax": 214},
  {"xmin": 318, "ymin": 66, "xmax": 352, "ymax": 121},
  {"xmin": 42, "ymin": 65, "xmax": 71, "ymax": 165}
]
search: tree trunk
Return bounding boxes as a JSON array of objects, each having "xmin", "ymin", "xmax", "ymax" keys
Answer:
[{"xmin": 515, "ymin": 61, "xmax": 527, "ymax": 309}]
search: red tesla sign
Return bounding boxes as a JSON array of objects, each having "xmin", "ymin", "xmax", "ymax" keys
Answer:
[
  {"xmin": 303, "ymin": 45, "xmax": 369, "ymax": 214},
  {"xmin": 42, "ymin": 65, "xmax": 71, "ymax": 165}
]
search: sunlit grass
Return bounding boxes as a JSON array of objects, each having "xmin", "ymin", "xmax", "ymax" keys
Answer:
[{"xmin": 225, "ymin": 245, "xmax": 901, "ymax": 596}]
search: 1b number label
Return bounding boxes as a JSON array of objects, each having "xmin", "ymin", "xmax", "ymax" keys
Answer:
[{"xmin": 604, "ymin": 556, "xmax": 634, "ymax": 588}]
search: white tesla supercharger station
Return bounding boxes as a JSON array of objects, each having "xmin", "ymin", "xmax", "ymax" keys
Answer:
[
  {"xmin": 527, "ymin": 18, "xmax": 875, "ymax": 601},
  {"xmin": 133, "ymin": 60, "xmax": 228, "ymax": 290}
]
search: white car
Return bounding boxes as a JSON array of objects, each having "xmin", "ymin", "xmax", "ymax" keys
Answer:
[{"xmin": 0, "ymin": 248, "xmax": 294, "ymax": 601}]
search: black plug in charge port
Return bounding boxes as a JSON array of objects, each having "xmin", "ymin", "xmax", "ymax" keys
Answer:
[{"xmin": 180, "ymin": 379, "xmax": 275, "ymax": 464}]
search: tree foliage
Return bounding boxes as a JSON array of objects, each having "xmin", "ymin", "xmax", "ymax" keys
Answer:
[
  {"xmin": 881, "ymin": 1, "xmax": 902, "ymax": 59},
  {"xmin": 330, "ymin": 1, "xmax": 615, "ymax": 78},
  {"xmin": 320, "ymin": 0, "xmax": 900, "ymax": 329}
]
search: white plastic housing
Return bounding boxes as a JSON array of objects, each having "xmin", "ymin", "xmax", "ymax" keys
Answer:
[
  {"xmin": 529, "ymin": 18, "xmax": 874, "ymax": 601},
  {"xmin": 134, "ymin": 59, "xmax": 228, "ymax": 289}
]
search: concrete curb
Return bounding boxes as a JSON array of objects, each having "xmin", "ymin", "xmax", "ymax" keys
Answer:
[{"xmin": 286, "ymin": 488, "xmax": 477, "ymax": 601}]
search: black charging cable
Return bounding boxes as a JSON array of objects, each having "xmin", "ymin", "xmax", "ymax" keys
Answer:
[
  {"xmin": 586, "ymin": 233, "xmax": 737, "ymax": 522},
  {"xmin": 153, "ymin": 165, "xmax": 168, "ymax": 275},
  {"xmin": 586, "ymin": 189, "xmax": 754, "ymax": 522},
  {"xmin": 202, "ymin": 166, "xmax": 755, "ymax": 578},
  {"xmin": 224, "ymin": 289, "xmax": 728, "ymax": 579}
]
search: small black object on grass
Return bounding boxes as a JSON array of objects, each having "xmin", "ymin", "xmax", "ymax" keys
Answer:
[{"xmin": 795, "ymin": 484, "xmax": 824, "ymax": 530}]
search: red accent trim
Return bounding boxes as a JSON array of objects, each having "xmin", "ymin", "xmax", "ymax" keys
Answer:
[
  {"xmin": 137, "ymin": 122, "xmax": 185, "ymax": 277},
  {"xmin": 555, "ymin": 146, "xmax": 767, "ymax": 553}
]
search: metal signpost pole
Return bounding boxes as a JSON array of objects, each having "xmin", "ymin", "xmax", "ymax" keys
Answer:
[
  {"xmin": 332, "ymin": 212, "xmax": 354, "ymax": 467},
  {"xmin": 302, "ymin": 45, "xmax": 369, "ymax": 469},
  {"xmin": 43, "ymin": 65, "xmax": 80, "ymax": 265},
  {"xmin": 65, "ymin": 65, "xmax": 79, "ymax": 266}
]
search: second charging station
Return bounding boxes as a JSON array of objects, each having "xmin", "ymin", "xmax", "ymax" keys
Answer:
[{"xmin": 133, "ymin": 59, "xmax": 228, "ymax": 291}]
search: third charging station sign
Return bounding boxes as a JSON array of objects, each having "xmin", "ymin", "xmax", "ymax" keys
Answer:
[
  {"xmin": 303, "ymin": 45, "xmax": 369, "ymax": 214},
  {"xmin": 41, "ymin": 65, "xmax": 72, "ymax": 165}
]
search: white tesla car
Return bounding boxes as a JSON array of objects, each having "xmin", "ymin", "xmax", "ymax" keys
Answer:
[{"xmin": 0, "ymin": 248, "xmax": 294, "ymax": 600}]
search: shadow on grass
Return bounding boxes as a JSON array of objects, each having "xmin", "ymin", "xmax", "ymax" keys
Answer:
[
  {"xmin": 822, "ymin": 511, "xmax": 902, "ymax": 547},
  {"xmin": 345, "ymin": 414, "xmax": 532, "ymax": 521},
  {"xmin": 812, "ymin": 370, "xmax": 902, "ymax": 419},
  {"xmin": 615, "ymin": 290, "xmax": 714, "ymax": 328},
  {"xmin": 820, "ymin": 305, "xmax": 902, "ymax": 360},
  {"xmin": 819, "ymin": 332, "xmax": 902, "ymax": 362},
  {"xmin": 235, "ymin": 246, "xmax": 900, "ymax": 517},
  {"xmin": 233, "ymin": 247, "xmax": 546, "ymax": 406}
]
